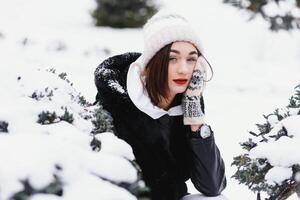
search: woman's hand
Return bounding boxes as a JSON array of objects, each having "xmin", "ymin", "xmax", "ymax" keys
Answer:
[{"xmin": 191, "ymin": 124, "xmax": 202, "ymax": 132}]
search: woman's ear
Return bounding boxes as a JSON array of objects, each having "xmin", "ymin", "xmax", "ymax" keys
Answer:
[
  {"xmin": 139, "ymin": 68, "xmax": 147, "ymax": 85},
  {"xmin": 140, "ymin": 68, "xmax": 148, "ymax": 77}
]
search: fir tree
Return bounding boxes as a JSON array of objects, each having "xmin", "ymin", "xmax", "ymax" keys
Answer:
[
  {"xmin": 0, "ymin": 121, "xmax": 9, "ymax": 133},
  {"xmin": 90, "ymin": 136, "xmax": 102, "ymax": 151},
  {"xmin": 1, "ymin": 66, "xmax": 148, "ymax": 200},
  {"xmin": 91, "ymin": 104, "xmax": 114, "ymax": 134},
  {"xmin": 11, "ymin": 173, "xmax": 63, "ymax": 200},
  {"xmin": 232, "ymin": 85, "xmax": 300, "ymax": 199},
  {"xmin": 92, "ymin": 0, "xmax": 158, "ymax": 28},
  {"xmin": 223, "ymin": 0, "xmax": 300, "ymax": 31},
  {"xmin": 31, "ymin": 87, "xmax": 54, "ymax": 101},
  {"xmin": 59, "ymin": 108, "xmax": 74, "ymax": 124},
  {"xmin": 37, "ymin": 111, "xmax": 58, "ymax": 125}
]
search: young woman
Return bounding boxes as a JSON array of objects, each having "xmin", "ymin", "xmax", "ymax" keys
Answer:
[{"xmin": 94, "ymin": 10, "xmax": 227, "ymax": 200}]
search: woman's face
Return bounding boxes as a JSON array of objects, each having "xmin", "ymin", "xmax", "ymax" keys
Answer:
[{"xmin": 167, "ymin": 41, "xmax": 198, "ymax": 96}]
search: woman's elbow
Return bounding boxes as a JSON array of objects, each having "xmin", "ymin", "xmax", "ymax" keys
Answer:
[{"xmin": 194, "ymin": 175, "xmax": 227, "ymax": 197}]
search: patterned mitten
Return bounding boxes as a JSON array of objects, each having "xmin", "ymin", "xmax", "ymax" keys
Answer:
[{"xmin": 182, "ymin": 56, "xmax": 207, "ymax": 125}]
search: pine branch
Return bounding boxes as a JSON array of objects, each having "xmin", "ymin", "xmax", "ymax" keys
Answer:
[
  {"xmin": 0, "ymin": 120, "xmax": 9, "ymax": 133},
  {"xmin": 232, "ymin": 84, "xmax": 300, "ymax": 198},
  {"xmin": 223, "ymin": 0, "xmax": 300, "ymax": 31}
]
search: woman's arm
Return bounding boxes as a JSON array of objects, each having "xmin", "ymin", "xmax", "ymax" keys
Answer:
[{"xmin": 188, "ymin": 127, "xmax": 227, "ymax": 196}]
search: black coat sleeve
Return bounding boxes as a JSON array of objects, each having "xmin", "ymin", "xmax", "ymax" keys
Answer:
[{"xmin": 188, "ymin": 124, "xmax": 227, "ymax": 196}]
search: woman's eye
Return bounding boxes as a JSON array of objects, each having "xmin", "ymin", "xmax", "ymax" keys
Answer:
[
  {"xmin": 169, "ymin": 57, "xmax": 177, "ymax": 62},
  {"xmin": 187, "ymin": 58, "xmax": 197, "ymax": 62}
]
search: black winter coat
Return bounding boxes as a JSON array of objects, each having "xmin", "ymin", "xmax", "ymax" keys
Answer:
[{"xmin": 94, "ymin": 52, "xmax": 226, "ymax": 200}]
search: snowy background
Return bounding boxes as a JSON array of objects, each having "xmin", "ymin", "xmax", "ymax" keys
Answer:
[{"xmin": 0, "ymin": 0, "xmax": 300, "ymax": 199}]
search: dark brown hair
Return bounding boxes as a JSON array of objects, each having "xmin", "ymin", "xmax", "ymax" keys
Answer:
[
  {"xmin": 144, "ymin": 43, "xmax": 172, "ymax": 106},
  {"xmin": 144, "ymin": 42, "xmax": 213, "ymax": 106}
]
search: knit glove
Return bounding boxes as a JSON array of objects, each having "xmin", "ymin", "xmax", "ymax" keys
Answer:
[{"xmin": 182, "ymin": 56, "xmax": 207, "ymax": 126}]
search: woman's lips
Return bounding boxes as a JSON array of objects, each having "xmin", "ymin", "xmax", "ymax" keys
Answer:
[{"xmin": 173, "ymin": 79, "xmax": 188, "ymax": 85}]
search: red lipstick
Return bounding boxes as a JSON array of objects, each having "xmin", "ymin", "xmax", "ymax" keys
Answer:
[{"xmin": 173, "ymin": 79, "xmax": 188, "ymax": 85}]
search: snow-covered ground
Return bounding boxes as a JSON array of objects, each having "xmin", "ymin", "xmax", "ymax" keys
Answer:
[{"xmin": 1, "ymin": 0, "xmax": 300, "ymax": 199}]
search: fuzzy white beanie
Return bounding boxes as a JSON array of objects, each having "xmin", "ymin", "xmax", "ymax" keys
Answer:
[{"xmin": 141, "ymin": 10, "xmax": 204, "ymax": 68}]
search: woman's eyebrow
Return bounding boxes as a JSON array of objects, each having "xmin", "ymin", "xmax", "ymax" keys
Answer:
[
  {"xmin": 170, "ymin": 49, "xmax": 180, "ymax": 54},
  {"xmin": 189, "ymin": 51, "xmax": 198, "ymax": 55},
  {"xmin": 170, "ymin": 49, "xmax": 198, "ymax": 56}
]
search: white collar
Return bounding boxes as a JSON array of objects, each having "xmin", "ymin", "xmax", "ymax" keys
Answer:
[{"xmin": 126, "ymin": 56, "xmax": 183, "ymax": 119}]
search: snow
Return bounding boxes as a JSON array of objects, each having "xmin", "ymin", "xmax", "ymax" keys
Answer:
[
  {"xmin": 247, "ymin": 115, "xmax": 300, "ymax": 197},
  {"xmin": 0, "ymin": 81, "xmax": 138, "ymax": 199},
  {"xmin": 1, "ymin": 0, "xmax": 300, "ymax": 199},
  {"xmin": 265, "ymin": 166, "xmax": 292, "ymax": 185},
  {"xmin": 283, "ymin": 115, "xmax": 300, "ymax": 136},
  {"xmin": 250, "ymin": 115, "xmax": 300, "ymax": 167},
  {"xmin": 31, "ymin": 194, "xmax": 62, "ymax": 200},
  {"xmin": 62, "ymin": 174, "xmax": 137, "ymax": 200},
  {"xmin": 288, "ymin": 193, "xmax": 300, "ymax": 200},
  {"xmin": 108, "ymin": 80, "xmax": 126, "ymax": 94},
  {"xmin": 95, "ymin": 132, "xmax": 135, "ymax": 160},
  {"xmin": 0, "ymin": 134, "xmax": 137, "ymax": 200},
  {"xmin": 267, "ymin": 114, "xmax": 279, "ymax": 126},
  {"xmin": 262, "ymin": 1, "xmax": 299, "ymax": 17},
  {"xmin": 0, "ymin": 49, "xmax": 138, "ymax": 199}
]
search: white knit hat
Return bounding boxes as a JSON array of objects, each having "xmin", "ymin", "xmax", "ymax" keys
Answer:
[{"xmin": 141, "ymin": 9, "xmax": 204, "ymax": 68}]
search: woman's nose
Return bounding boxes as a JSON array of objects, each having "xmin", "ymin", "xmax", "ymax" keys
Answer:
[{"xmin": 177, "ymin": 61, "xmax": 189, "ymax": 74}]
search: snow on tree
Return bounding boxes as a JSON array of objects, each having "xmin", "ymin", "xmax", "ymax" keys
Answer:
[
  {"xmin": 0, "ymin": 67, "xmax": 149, "ymax": 200},
  {"xmin": 223, "ymin": 0, "xmax": 300, "ymax": 31},
  {"xmin": 232, "ymin": 85, "xmax": 300, "ymax": 200}
]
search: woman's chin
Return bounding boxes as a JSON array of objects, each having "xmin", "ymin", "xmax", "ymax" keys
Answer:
[{"xmin": 170, "ymin": 87, "xmax": 188, "ymax": 94}]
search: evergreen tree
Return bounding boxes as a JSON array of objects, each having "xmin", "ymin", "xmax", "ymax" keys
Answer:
[
  {"xmin": 232, "ymin": 85, "xmax": 300, "ymax": 199},
  {"xmin": 11, "ymin": 174, "xmax": 63, "ymax": 200},
  {"xmin": 92, "ymin": 0, "xmax": 158, "ymax": 28},
  {"xmin": 0, "ymin": 67, "xmax": 150, "ymax": 200},
  {"xmin": 0, "ymin": 121, "xmax": 9, "ymax": 133},
  {"xmin": 223, "ymin": 0, "xmax": 300, "ymax": 31},
  {"xmin": 91, "ymin": 104, "xmax": 114, "ymax": 134}
]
